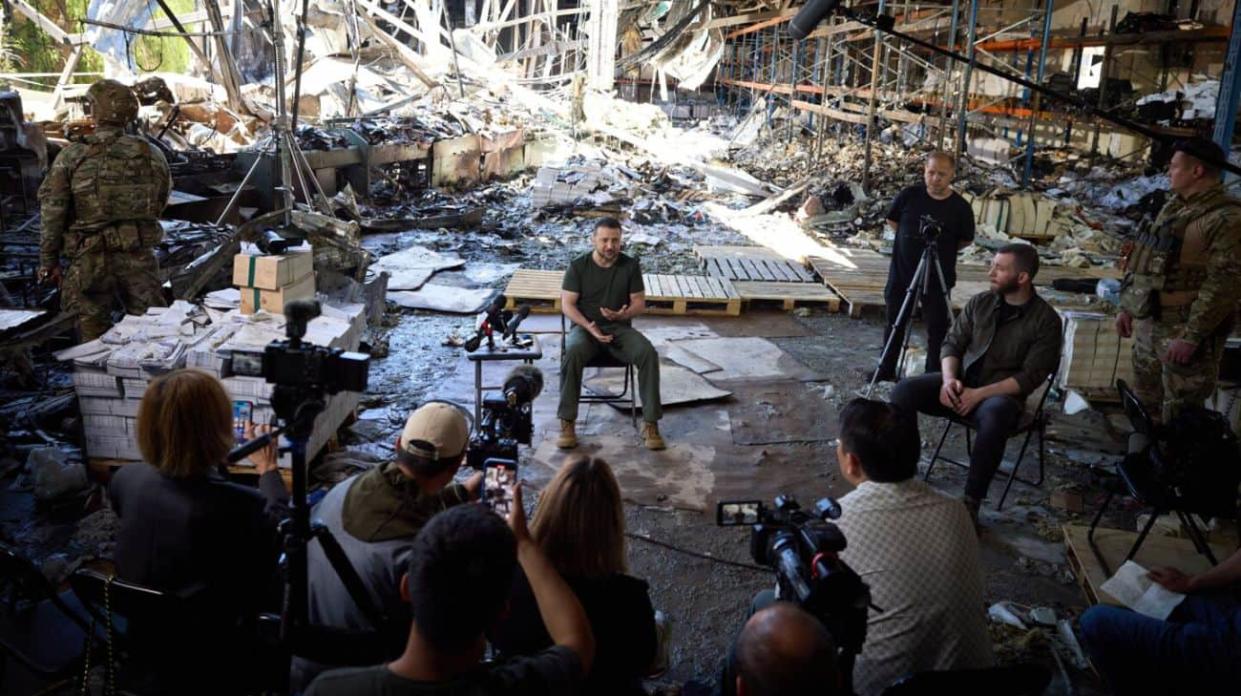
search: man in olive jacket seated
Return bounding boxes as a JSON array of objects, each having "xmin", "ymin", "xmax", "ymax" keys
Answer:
[{"xmin": 890, "ymin": 243, "xmax": 1062, "ymax": 524}]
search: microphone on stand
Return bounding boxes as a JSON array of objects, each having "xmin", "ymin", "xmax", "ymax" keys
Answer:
[{"xmin": 504, "ymin": 304, "xmax": 531, "ymax": 341}]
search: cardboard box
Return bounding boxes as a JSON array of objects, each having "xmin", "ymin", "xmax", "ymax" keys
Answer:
[
  {"xmin": 233, "ymin": 251, "xmax": 313, "ymax": 291},
  {"xmin": 240, "ymin": 273, "xmax": 315, "ymax": 315}
]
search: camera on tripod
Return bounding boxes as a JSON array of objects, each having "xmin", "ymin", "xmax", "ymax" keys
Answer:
[
  {"xmin": 230, "ymin": 300, "xmax": 369, "ymax": 397},
  {"xmin": 467, "ymin": 365, "xmax": 544, "ymax": 470},
  {"xmin": 717, "ymin": 494, "xmax": 872, "ymax": 680},
  {"xmin": 918, "ymin": 214, "xmax": 945, "ymax": 242}
]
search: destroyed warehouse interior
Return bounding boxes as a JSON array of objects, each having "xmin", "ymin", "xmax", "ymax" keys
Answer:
[{"xmin": 1, "ymin": 0, "xmax": 1241, "ymax": 694}]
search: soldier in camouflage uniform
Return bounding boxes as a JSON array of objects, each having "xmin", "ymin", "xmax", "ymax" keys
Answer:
[
  {"xmin": 38, "ymin": 79, "xmax": 170, "ymax": 341},
  {"xmin": 1116, "ymin": 137, "xmax": 1241, "ymax": 423}
]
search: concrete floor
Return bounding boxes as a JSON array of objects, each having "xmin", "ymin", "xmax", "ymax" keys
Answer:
[
  {"xmin": 0, "ymin": 303, "xmax": 1140, "ymax": 695},
  {"xmin": 359, "ymin": 306, "xmax": 1127, "ymax": 693}
]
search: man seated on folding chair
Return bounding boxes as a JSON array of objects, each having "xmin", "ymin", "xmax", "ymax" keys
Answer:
[
  {"xmin": 890, "ymin": 243, "xmax": 1062, "ymax": 526},
  {"xmin": 558, "ymin": 217, "xmax": 665, "ymax": 451}
]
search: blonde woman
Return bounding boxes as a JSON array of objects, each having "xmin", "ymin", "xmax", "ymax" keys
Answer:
[{"xmin": 490, "ymin": 455, "xmax": 657, "ymax": 695}]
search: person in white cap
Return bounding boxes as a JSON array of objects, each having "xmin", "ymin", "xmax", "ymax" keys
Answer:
[{"xmin": 291, "ymin": 402, "xmax": 482, "ymax": 690}]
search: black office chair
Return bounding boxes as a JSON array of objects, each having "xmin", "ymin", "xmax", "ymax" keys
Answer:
[
  {"xmin": 560, "ymin": 313, "xmax": 637, "ymax": 428},
  {"xmin": 0, "ymin": 546, "xmax": 97, "ymax": 689},
  {"xmin": 923, "ymin": 367, "xmax": 1058, "ymax": 511}
]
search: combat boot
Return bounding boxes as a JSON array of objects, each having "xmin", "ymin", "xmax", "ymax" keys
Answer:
[
  {"xmin": 556, "ymin": 419, "xmax": 577, "ymax": 449},
  {"xmin": 642, "ymin": 421, "xmax": 666, "ymax": 451}
]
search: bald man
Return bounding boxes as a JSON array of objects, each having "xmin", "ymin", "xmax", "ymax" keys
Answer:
[
  {"xmin": 733, "ymin": 603, "xmax": 841, "ymax": 696},
  {"xmin": 876, "ymin": 151, "xmax": 975, "ymax": 381}
]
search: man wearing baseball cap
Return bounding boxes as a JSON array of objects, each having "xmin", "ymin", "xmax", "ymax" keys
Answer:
[{"xmin": 291, "ymin": 402, "xmax": 481, "ymax": 690}]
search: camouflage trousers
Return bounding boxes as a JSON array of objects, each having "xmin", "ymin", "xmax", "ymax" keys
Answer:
[
  {"xmin": 1132, "ymin": 310, "xmax": 1227, "ymax": 423},
  {"xmin": 62, "ymin": 246, "xmax": 164, "ymax": 341}
]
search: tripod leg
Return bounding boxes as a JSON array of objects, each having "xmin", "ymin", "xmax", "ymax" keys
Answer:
[{"xmin": 867, "ymin": 255, "xmax": 928, "ymax": 396}]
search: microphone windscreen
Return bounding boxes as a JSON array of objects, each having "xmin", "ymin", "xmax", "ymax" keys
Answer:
[{"xmin": 788, "ymin": 0, "xmax": 842, "ymax": 40}]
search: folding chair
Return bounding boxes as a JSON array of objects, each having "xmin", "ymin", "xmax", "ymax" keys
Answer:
[
  {"xmin": 923, "ymin": 367, "xmax": 1057, "ymax": 510},
  {"xmin": 560, "ymin": 313, "xmax": 638, "ymax": 428},
  {"xmin": 1087, "ymin": 379, "xmax": 1236, "ymax": 575}
]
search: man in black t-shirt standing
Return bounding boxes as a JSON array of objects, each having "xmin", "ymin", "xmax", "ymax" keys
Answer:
[{"xmin": 875, "ymin": 151, "xmax": 975, "ymax": 381}]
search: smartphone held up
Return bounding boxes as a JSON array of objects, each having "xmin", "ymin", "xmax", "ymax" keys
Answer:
[{"xmin": 482, "ymin": 458, "xmax": 518, "ymax": 517}]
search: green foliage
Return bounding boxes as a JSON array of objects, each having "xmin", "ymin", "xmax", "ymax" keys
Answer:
[
  {"xmin": 132, "ymin": 0, "xmax": 194, "ymax": 75},
  {"xmin": 2, "ymin": 0, "xmax": 193, "ymax": 88}
]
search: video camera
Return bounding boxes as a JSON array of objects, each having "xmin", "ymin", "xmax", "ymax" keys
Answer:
[
  {"xmin": 467, "ymin": 365, "xmax": 544, "ymax": 470},
  {"xmin": 230, "ymin": 301, "xmax": 368, "ymax": 392},
  {"xmin": 718, "ymin": 495, "xmax": 872, "ymax": 682},
  {"xmin": 918, "ymin": 214, "xmax": 945, "ymax": 243},
  {"xmin": 225, "ymin": 299, "xmax": 396, "ymax": 665}
]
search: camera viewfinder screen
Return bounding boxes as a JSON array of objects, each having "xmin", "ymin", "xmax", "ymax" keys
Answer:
[
  {"xmin": 719, "ymin": 502, "xmax": 760, "ymax": 526},
  {"xmin": 484, "ymin": 465, "xmax": 516, "ymax": 517}
]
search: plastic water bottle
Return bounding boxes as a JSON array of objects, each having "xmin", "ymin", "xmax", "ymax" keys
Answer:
[{"xmin": 1096, "ymin": 278, "xmax": 1121, "ymax": 305}]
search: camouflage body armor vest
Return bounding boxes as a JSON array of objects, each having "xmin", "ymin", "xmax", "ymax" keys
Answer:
[
  {"xmin": 1121, "ymin": 186, "xmax": 1241, "ymax": 318},
  {"xmin": 69, "ymin": 131, "xmax": 164, "ymax": 229}
]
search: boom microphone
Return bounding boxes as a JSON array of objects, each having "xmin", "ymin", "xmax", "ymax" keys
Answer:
[{"xmin": 788, "ymin": 0, "xmax": 844, "ymax": 40}]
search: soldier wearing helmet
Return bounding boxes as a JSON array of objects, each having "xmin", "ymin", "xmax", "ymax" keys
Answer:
[{"xmin": 37, "ymin": 79, "xmax": 171, "ymax": 341}]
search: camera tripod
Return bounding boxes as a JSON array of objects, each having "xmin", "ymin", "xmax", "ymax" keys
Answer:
[
  {"xmin": 865, "ymin": 219, "xmax": 951, "ymax": 397},
  {"xmin": 227, "ymin": 301, "xmax": 396, "ymax": 664},
  {"xmin": 212, "ymin": 0, "xmax": 336, "ymax": 228}
]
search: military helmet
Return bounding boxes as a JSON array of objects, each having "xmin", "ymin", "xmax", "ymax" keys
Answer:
[{"xmin": 86, "ymin": 79, "xmax": 139, "ymax": 125}]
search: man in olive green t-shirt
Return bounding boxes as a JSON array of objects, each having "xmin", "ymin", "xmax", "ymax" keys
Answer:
[{"xmin": 559, "ymin": 218, "xmax": 665, "ymax": 450}]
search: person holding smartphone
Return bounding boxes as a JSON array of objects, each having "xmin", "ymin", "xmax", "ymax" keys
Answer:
[
  {"xmin": 489, "ymin": 455, "xmax": 658, "ymax": 695},
  {"xmin": 294, "ymin": 402, "xmax": 482, "ymax": 690},
  {"xmin": 108, "ymin": 368, "xmax": 285, "ymax": 693},
  {"xmin": 306, "ymin": 491, "xmax": 594, "ymax": 696}
]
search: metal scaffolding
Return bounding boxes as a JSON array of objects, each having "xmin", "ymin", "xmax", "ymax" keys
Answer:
[{"xmin": 714, "ymin": 0, "xmax": 1239, "ymax": 190}]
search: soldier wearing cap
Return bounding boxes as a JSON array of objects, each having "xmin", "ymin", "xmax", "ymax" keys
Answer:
[
  {"xmin": 1116, "ymin": 137, "xmax": 1241, "ymax": 422},
  {"xmin": 293, "ymin": 402, "xmax": 482, "ymax": 690},
  {"xmin": 37, "ymin": 78, "xmax": 171, "ymax": 341}
]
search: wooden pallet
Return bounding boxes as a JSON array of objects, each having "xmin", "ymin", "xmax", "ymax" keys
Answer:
[
  {"xmin": 806, "ymin": 249, "xmax": 899, "ymax": 318},
  {"xmin": 504, "ymin": 269, "xmax": 741, "ymax": 317},
  {"xmin": 1063, "ymin": 524, "xmax": 1228, "ymax": 606},
  {"xmin": 695, "ymin": 245, "xmax": 816, "ymax": 283},
  {"xmin": 503, "ymin": 269, "xmax": 564, "ymax": 313},
  {"xmin": 808, "ymin": 248, "xmax": 1124, "ymax": 318},
  {"xmin": 1069, "ymin": 387, "xmax": 1125, "ymax": 403},
  {"xmin": 732, "ymin": 280, "xmax": 841, "ymax": 312},
  {"xmin": 643, "ymin": 273, "xmax": 741, "ymax": 316}
]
